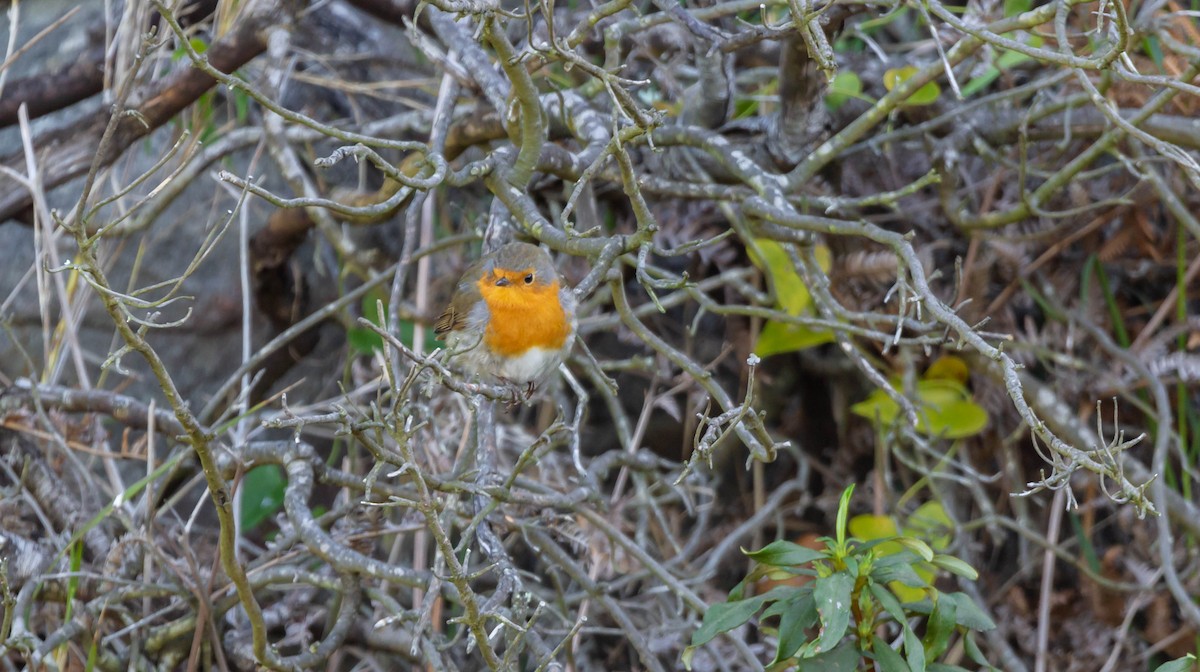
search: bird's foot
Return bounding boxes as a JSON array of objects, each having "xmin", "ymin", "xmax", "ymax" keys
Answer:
[{"xmin": 499, "ymin": 378, "xmax": 536, "ymax": 407}]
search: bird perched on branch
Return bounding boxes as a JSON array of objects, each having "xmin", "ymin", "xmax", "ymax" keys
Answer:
[{"xmin": 434, "ymin": 241, "xmax": 576, "ymax": 391}]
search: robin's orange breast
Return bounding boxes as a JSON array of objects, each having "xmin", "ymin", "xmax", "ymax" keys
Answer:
[{"xmin": 477, "ymin": 272, "xmax": 570, "ymax": 357}]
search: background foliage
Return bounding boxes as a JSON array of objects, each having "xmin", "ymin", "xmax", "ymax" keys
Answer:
[{"xmin": 1, "ymin": 0, "xmax": 1199, "ymax": 669}]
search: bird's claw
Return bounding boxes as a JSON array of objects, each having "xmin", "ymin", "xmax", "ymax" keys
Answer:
[{"xmin": 501, "ymin": 379, "xmax": 537, "ymax": 407}]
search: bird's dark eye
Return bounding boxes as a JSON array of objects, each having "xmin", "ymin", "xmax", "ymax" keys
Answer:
[{"xmin": 524, "ymin": 273, "xmax": 534, "ymax": 284}]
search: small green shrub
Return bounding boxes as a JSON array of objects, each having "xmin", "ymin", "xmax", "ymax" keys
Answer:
[{"xmin": 685, "ymin": 486, "xmax": 996, "ymax": 671}]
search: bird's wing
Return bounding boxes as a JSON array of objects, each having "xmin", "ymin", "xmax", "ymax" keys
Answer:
[
  {"xmin": 433, "ymin": 303, "xmax": 465, "ymax": 337},
  {"xmin": 434, "ymin": 260, "xmax": 486, "ymax": 338}
]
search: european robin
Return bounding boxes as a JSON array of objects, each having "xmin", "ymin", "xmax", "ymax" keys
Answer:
[{"xmin": 434, "ymin": 241, "xmax": 576, "ymax": 388}]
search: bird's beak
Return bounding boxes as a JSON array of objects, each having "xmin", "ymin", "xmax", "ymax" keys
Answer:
[{"xmin": 495, "ymin": 277, "xmax": 511, "ymax": 287}]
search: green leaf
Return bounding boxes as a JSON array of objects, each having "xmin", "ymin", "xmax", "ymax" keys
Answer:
[
  {"xmin": 1152, "ymin": 655, "xmax": 1197, "ymax": 672},
  {"xmin": 1003, "ymin": 0, "xmax": 1031, "ymax": 16},
  {"xmin": 922, "ymin": 596, "xmax": 957, "ymax": 660},
  {"xmin": 857, "ymin": 6, "xmax": 910, "ymax": 32},
  {"xmin": 996, "ymin": 46, "xmax": 1034, "ymax": 70},
  {"xmin": 796, "ymin": 641, "xmax": 859, "ymax": 671},
  {"xmin": 85, "ymin": 638, "xmax": 99, "ymax": 671},
  {"xmin": 911, "ymin": 592, "xmax": 996, "ymax": 631},
  {"xmin": 733, "ymin": 98, "xmax": 759, "ymax": 120},
  {"xmin": 691, "ymin": 592, "xmax": 777, "ymax": 647},
  {"xmin": 959, "ymin": 31, "xmax": 1039, "ymax": 98},
  {"xmin": 762, "ymin": 586, "xmax": 814, "ymax": 620},
  {"xmin": 773, "ymin": 592, "xmax": 819, "ymax": 662},
  {"xmin": 171, "ymin": 37, "xmax": 209, "ymax": 62},
  {"xmin": 240, "ymin": 465, "xmax": 286, "ymax": 530},
  {"xmin": 853, "ymin": 519, "xmax": 933, "ymax": 602},
  {"xmin": 872, "ymin": 635, "xmax": 911, "ymax": 672},
  {"xmin": 826, "ymin": 71, "xmax": 864, "ymax": 111},
  {"xmin": 962, "ymin": 632, "xmax": 1003, "ymax": 670},
  {"xmin": 841, "ymin": 555, "xmax": 860, "ymax": 576},
  {"xmin": 877, "ymin": 565, "xmax": 928, "ymax": 590},
  {"xmin": 904, "ymin": 616, "xmax": 926, "ymax": 672},
  {"xmin": 1142, "ymin": 35, "xmax": 1165, "ymax": 70},
  {"xmin": 835, "ymin": 485, "xmax": 854, "ymax": 551},
  {"xmin": 234, "ymin": 90, "xmax": 250, "ymax": 124},
  {"xmin": 959, "ymin": 66, "xmax": 1000, "ymax": 98},
  {"xmin": 351, "ymin": 290, "xmax": 389, "ymax": 354},
  {"xmin": 734, "ymin": 80, "xmax": 778, "ymax": 120},
  {"xmin": 894, "ymin": 537, "xmax": 934, "ymax": 562},
  {"xmin": 963, "ymin": 632, "xmax": 994, "ymax": 669},
  {"xmin": 883, "ymin": 65, "xmax": 941, "ymax": 106},
  {"xmin": 363, "ymin": 292, "xmax": 386, "ymax": 323},
  {"xmin": 869, "ymin": 583, "xmax": 906, "ymax": 621},
  {"xmin": 930, "ymin": 554, "xmax": 979, "ymax": 581},
  {"xmin": 65, "ymin": 540, "xmax": 83, "ymax": 621},
  {"xmin": 810, "ymin": 573, "xmax": 853, "ymax": 654},
  {"xmin": 351, "ymin": 289, "xmax": 439, "ymax": 355},
  {"xmin": 944, "ymin": 592, "xmax": 995, "ymax": 631},
  {"xmin": 834, "ymin": 36, "xmax": 864, "ymax": 53},
  {"xmin": 728, "ymin": 574, "xmax": 754, "ymax": 602},
  {"xmin": 348, "ymin": 327, "xmax": 384, "ymax": 354},
  {"xmin": 870, "ymin": 551, "xmax": 930, "ymax": 602},
  {"xmin": 747, "ymin": 539, "xmax": 827, "ymax": 568}
]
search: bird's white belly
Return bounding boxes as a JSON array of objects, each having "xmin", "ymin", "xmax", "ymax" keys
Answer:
[{"xmin": 495, "ymin": 346, "xmax": 562, "ymax": 384}]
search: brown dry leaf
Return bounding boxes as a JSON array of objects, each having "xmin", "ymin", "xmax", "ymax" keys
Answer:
[
  {"xmin": 1187, "ymin": 331, "xmax": 1200, "ymax": 350},
  {"xmin": 1083, "ymin": 546, "xmax": 1128, "ymax": 627},
  {"xmin": 1007, "ymin": 584, "xmax": 1032, "ymax": 619},
  {"xmin": 1144, "ymin": 592, "xmax": 1199, "ymax": 659}
]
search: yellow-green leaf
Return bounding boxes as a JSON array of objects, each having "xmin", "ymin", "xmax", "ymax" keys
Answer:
[
  {"xmin": 748, "ymin": 240, "xmax": 831, "ymax": 314},
  {"xmin": 1004, "ymin": 0, "xmax": 1031, "ymax": 16},
  {"xmin": 850, "ymin": 385, "xmax": 903, "ymax": 425},
  {"xmin": 851, "ymin": 378, "xmax": 989, "ymax": 438},
  {"xmin": 904, "ymin": 501, "xmax": 953, "ymax": 551},
  {"xmin": 883, "ymin": 65, "xmax": 941, "ymax": 106},
  {"xmin": 749, "ymin": 240, "xmax": 834, "ymax": 356},
  {"xmin": 921, "ymin": 397, "xmax": 989, "ymax": 439},
  {"xmin": 848, "ymin": 514, "xmax": 931, "ymax": 602},
  {"xmin": 848, "ymin": 514, "xmax": 906, "ymax": 563},
  {"xmin": 924, "ymin": 355, "xmax": 970, "ymax": 383},
  {"xmin": 917, "ymin": 378, "xmax": 970, "ymax": 406},
  {"xmin": 848, "ymin": 514, "xmax": 898, "ymax": 541},
  {"xmin": 756, "ymin": 320, "xmax": 837, "ymax": 357},
  {"xmin": 892, "ymin": 566, "xmax": 934, "ymax": 603}
]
